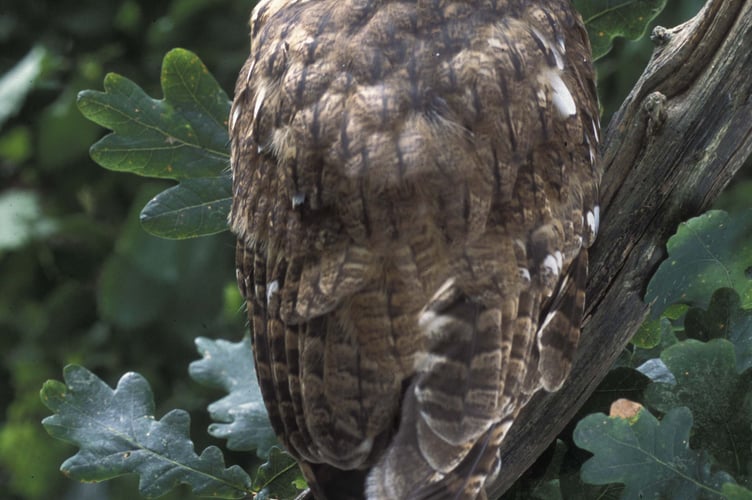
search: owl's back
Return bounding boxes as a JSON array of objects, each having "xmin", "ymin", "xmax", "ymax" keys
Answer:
[{"xmin": 230, "ymin": 1, "xmax": 599, "ymax": 498}]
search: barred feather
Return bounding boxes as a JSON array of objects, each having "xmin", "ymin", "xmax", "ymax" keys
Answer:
[{"xmin": 230, "ymin": 0, "xmax": 600, "ymax": 498}]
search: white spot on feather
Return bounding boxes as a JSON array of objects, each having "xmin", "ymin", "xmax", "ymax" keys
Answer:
[
  {"xmin": 353, "ymin": 438, "xmax": 373, "ymax": 457},
  {"xmin": 543, "ymin": 254, "xmax": 561, "ymax": 277},
  {"xmin": 415, "ymin": 352, "xmax": 453, "ymax": 374},
  {"xmin": 545, "ymin": 70, "xmax": 577, "ymax": 118},
  {"xmin": 554, "ymin": 251, "xmax": 563, "ymax": 271},
  {"xmin": 266, "ymin": 280, "xmax": 279, "ymax": 305},
  {"xmin": 246, "ymin": 59, "xmax": 256, "ymax": 84},
  {"xmin": 592, "ymin": 119, "xmax": 600, "ymax": 143},
  {"xmin": 487, "ymin": 38, "xmax": 504, "ymax": 50},
  {"xmin": 540, "ymin": 311, "xmax": 557, "ymax": 332},
  {"xmin": 593, "ymin": 206, "xmax": 601, "ymax": 236},
  {"xmin": 230, "ymin": 106, "xmax": 241, "ymax": 133},
  {"xmin": 518, "ymin": 267, "xmax": 531, "ymax": 284},
  {"xmin": 556, "ymin": 34, "xmax": 566, "ymax": 54},
  {"xmin": 586, "ymin": 208, "xmax": 601, "ymax": 238},
  {"xmin": 253, "ymin": 85, "xmax": 267, "ymax": 123},
  {"xmin": 418, "ymin": 311, "xmax": 456, "ymax": 340}
]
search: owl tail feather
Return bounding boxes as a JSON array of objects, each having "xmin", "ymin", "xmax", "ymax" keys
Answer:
[
  {"xmin": 365, "ymin": 280, "xmax": 513, "ymax": 499},
  {"xmin": 536, "ymin": 249, "xmax": 588, "ymax": 392}
]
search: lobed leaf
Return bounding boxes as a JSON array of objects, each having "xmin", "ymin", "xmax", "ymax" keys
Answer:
[
  {"xmin": 253, "ymin": 447, "xmax": 306, "ymax": 500},
  {"xmin": 140, "ymin": 176, "xmax": 232, "ymax": 239},
  {"xmin": 645, "ymin": 339, "xmax": 752, "ymax": 480},
  {"xmin": 631, "ymin": 317, "xmax": 663, "ymax": 349},
  {"xmin": 646, "ymin": 210, "xmax": 752, "ymax": 317},
  {"xmin": 574, "ymin": 406, "xmax": 734, "ymax": 499},
  {"xmin": 77, "ymin": 48, "xmax": 232, "ymax": 238},
  {"xmin": 574, "ymin": 0, "xmax": 668, "ymax": 60},
  {"xmin": 189, "ymin": 336, "xmax": 278, "ymax": 458},
  {"xmin": 40, "ymin": 365, "xmax": 252, "ymax": 498},
  {"xmin": 683, "ymin": 288, "xmax": 752, "ymax": 374}
]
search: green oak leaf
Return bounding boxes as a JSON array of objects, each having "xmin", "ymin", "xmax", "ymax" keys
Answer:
[
  {"xmin": 189, "ymin": 336, "xmax": 278, "ymax": 458},
  {"xmin": 684, "ymin": 288, "xmax": 752, "ymax": 374},
  {"xmin": 140, "ymin": 176, "xmax": 232, "ymax": 239},
  {"xmin": 646, "ymin": 210, "xmax": 752, "ymax": 317},
  {"xmin": 630, "ymin": 317, "xmax": 679, "ymax": 371},
  {"xmin": 574, "ymin": 0, "xmax": 667, "ymax": 59},
  {"xmin": 253, "ymin": 447, "xmax": 306, "ymax": 500},
  {"xmin": 631, "ymin": 317, "xmax": 664, "ymax": 349},
  {"xmin": 77, "ymin": 48, "xmax": 232, "ymax": 238},
  {"xmin": 574, "ymin": 406, "xmax": 735, "ymax": 499},
  {"xmin": 574, "ymin": 0, "xmax": 668, "ymax": 60},
  {"xmin": 40, "ymin": 365, "xmax": 252, "ymax": 499},
  {"xmin": 645, "ymin": 339, "xmax": 752, "ymax": 480}
]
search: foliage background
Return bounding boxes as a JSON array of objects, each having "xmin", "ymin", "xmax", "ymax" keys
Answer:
[{"xmin": 1, "ymin": 0, "xmax": 747, "ymax": 499}]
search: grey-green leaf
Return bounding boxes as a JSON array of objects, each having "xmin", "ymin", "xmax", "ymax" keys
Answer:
[
  {"xmin": 574, "ymin": 407, "xmax": 734, "ymax": 499},
  {"xmin": 189, "ymin": 336, "xmax": 278, "ymax": 458},
  {"xmin": 40, "ymin": 365, "xmax": 252, "ymax": 498},
  {"xmin": 575, "ymin": 0, "xmax": 668, "ymax": 59}
]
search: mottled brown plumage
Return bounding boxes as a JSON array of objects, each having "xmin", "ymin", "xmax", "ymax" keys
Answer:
[{"xmin": 229, "ymin": 0, "xmax": 600, "ymax": 498}]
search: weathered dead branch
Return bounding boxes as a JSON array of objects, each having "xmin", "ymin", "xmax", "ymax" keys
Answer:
[{"xmin": 489, "ymin": 0, "xmax": 752, "ymax": 495}]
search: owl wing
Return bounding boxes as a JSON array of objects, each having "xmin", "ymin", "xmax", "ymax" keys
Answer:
[{"xmin": 363, "ymin": 3, "xmax": 600, "ymax": 498}]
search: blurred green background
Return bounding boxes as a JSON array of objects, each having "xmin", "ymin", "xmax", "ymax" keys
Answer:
[{"xmin": 0, "ymin": 0, "xmax": 743, "ymax": 499}]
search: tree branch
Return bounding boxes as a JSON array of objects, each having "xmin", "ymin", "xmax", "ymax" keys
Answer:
[{"xmin": 489, "ymin": 0, "xmax": 752, "ymax": 496}]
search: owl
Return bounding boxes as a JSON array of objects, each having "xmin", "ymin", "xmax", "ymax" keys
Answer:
[{"xmin": 229, "ymin": 0, "xmax": 600, "ymax": 498}]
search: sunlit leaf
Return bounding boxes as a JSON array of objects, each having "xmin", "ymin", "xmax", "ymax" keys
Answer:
[
  {"xmin": 189, "ymin": 336, "xmax": 278, "ymax": 458},
  {"xmin": 41, "ymin": 365, "xmax": 252, "ymax": 498}
]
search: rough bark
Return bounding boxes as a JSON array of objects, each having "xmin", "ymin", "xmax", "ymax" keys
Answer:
[{"xmin": 489, "ymin": 0, "xmax": 752, "ymax": 496}]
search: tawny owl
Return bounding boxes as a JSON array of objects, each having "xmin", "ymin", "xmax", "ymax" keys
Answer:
[{"xmin": 229, "ymin": 0, "xmax": 600, "ymax": 498}]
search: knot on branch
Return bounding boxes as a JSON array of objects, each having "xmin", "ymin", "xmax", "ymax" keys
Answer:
[
  {"xmin": 643, "ymin": 92, "xmax": 667, "ymax": 136},
  {"xmin": 650, "ymin": 26, "xmax": 672, "ymax": 45}
]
